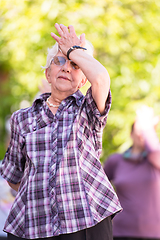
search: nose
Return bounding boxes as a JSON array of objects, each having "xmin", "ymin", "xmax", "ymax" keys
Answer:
[{"xmin": 62, "ymin": 59, "xmax": 72, "ymax": 72}]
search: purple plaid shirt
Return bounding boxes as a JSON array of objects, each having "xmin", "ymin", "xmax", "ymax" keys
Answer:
[{"xmin": 0, "ymin": 87, "xmax": 121, "ymax": 239}]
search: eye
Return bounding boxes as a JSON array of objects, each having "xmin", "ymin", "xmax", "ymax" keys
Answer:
[
  {"xmin": 71, "ymin": 61, "xmax": 79, "ymax": 69},
  {"xmin": 54, "ymin": 56, "xmax": 62, "ymax": 65}
]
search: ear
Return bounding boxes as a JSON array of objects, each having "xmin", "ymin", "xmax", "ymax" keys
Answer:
[
  {"xmin": 45, "ymin": 68, "xmax": 51, "ymax": 84},
  {"xmin": 78, "ymin": 77, "xmax": 87, "ymax": 89}
]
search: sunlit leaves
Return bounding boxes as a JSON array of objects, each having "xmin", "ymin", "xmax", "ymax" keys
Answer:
[{"xmin": 0, "ymin": 0, "xmax": 160, "ymax": 160}]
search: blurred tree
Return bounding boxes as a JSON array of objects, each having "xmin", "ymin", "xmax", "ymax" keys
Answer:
[{"xmin": 0, "ymin": 0, "xmax": 160, "ymax": 161}]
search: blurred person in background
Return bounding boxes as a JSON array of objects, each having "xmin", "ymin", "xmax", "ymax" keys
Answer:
[
  {"xmin": 0, "ymin": 78, "xmax": 51, "ymax": 240},
  {"xmin": 0, "ymin": 168, "xmax": 16, "ymax": 240},
  {"xmin": 0, "ymin": 118, "xmax": 16, "ymax": 240},
  {"xmin": 0, "ymin": 23, "xmax": 121, "ymax": 240},
  {"xmin": 104, "ymin": 105, "xmax": 160, "ymax": 240},
  {"xmin": 0, "ymin": 79, "xmax": 50, "ymax": 240},
  {"xmin": 38, "ymin": 78, "xmax": 51, "ymax": 94}
]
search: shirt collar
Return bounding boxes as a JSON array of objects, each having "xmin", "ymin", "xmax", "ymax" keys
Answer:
[
  {"xmin": 32, "ymin": 93, "xmax": 51, "ymax": 112},
  {"xmin": 32, "ymin": 90, "xmax": 84, "ymax": 109},
  {"xmin": 68, "ymin": 90, "xmax": 84, "ymax": 106},
  {"xmin": 123, "ymin": 147, "xmax": 147, "ymax": 163}
]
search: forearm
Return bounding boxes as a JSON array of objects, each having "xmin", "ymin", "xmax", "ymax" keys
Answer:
[
  {"xmin": 70, "ymin": 49, "xmax": 110, "ymax": 114},
  {"xmin": 143, "ymin": 127, "xmax": 160, "ymax": 152},
  {"xmin": 134, "ymin": 106, "xmax": 160, "ymax": 168},
  {"xmin": 70, "ymin": 49, "xmax": 110, "ymax": 86},
  {"xmin": 142, "ymin": 128, "xmax": 160, "ymax": 169}
]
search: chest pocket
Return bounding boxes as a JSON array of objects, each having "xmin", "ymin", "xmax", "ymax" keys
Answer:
[{"xmin": 25, "ymin": 126, "xmax": 52, "ymax": 169}]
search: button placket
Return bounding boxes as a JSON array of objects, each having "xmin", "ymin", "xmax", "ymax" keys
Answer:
[{"xmin": 49, "ymin": 120, "xmax": 60, "ymax": 232}]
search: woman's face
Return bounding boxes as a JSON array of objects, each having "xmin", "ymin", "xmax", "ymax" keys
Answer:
[
  {"xmin": 45, "ymin": 52, "xmax": 87, "ymax": 97},
  {"xmin": 131, "ymin": 129, "xmax": 145, "ymax": 150}
]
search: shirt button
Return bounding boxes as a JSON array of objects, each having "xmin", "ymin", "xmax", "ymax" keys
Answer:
[
  {"xmin": 33, "ymin": 126, "xmax": 36, "ymax": 131},
  {"xmin": 51, "ymin": 190, "xmax": 55, "ymax": 196}
]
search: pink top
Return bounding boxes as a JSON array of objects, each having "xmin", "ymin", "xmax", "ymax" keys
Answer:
[{"xmin": 104, "ymin": 127, "xmax": 160, "ymax": 238}]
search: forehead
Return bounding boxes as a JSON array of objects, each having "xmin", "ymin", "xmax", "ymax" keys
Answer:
[{"xmin": 55, "ymin": 51, "xmax": 67, "ymax": 59}]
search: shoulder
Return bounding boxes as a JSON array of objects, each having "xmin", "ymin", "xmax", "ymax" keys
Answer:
[
  {"xmin": 11, "ymin": 105, "xmax": 33, "ymax": 124},
  {"xmin": 10, "ymin": 93, "xmax": 50, "ymax": 132},
  {"xmin": 107, "ymin": 153, "xmax": 123, "ymax": 161},
  {"xmin": 104, "ymin": 153, "xmax": 123, "ymax": 169},
  {"xmin": 103, "ymin": 153, "xmax": 123, "ymax": 180},
  {"xmin": 11, "ymin": 93, "xmax": 50, "ymax": 121}
]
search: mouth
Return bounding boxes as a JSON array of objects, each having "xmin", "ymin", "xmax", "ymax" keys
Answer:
[{"xmin": 58, "ymin": 75, "xmax": 70, "ymax": 81}]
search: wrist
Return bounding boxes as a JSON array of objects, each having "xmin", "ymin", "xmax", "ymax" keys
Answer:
[{"xmin": 67, "ymin": 45, "xmax": 87, "ymax": 60}]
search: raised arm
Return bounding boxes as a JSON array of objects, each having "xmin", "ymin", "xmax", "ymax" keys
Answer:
[
  {"xmin": 51, "ymin": 23, "xmax": 110, "ymax": 115},
  {"xmin": 135, "ymin": 105, "xmax": 160, "ymax": 169}
]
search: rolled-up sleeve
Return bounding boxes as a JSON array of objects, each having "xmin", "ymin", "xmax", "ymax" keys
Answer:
[
  {"xmin": 84, "ymin": 87, "xmax": 112, "ymax": 131},
  {"xmin": 78, "ymin": 87, "xmax": 111, "ymax": 154},
  {"xmin": 0, "ymin": 112, "xmax": 25, "ymax": 184}
]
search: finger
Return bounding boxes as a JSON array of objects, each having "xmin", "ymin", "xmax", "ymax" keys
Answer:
[
  {"xmin": 54, "ymin": 23, "xmax": 65, "ymax": 37},
  {"xmin": 59, "ymin": 24, "xmax": 68, "ymax": 34},
  {"xmin": 51, "ymin": 32, "xmax": 61, "ymax": 42},
  {"xmin": 80, "ymin": 33, "xmax": 85, "ymax": 42},
  {"xmin": 68, "ymin": 25, "xmax": 76, "ymax": 35}
]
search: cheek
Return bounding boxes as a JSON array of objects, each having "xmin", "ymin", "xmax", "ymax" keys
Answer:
[
  {"xmin": 71, "ymin": 72, "xmax": 81, "ymax": 82},
  {"xmin": 50, "ymin": 68, "xmax": 59, "ymax": 80},
  {"xmin": 80, "ymin": 71, "xmax": 86, "ymax": 79}
]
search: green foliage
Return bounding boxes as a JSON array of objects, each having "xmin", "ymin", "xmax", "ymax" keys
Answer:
[{"xmin": 0, "ymin": 0, "xmax": 160, "ymax": 162}]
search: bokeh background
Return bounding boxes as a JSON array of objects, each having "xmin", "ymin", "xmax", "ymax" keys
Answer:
[{"xmin": 0, "ymin": 0, "xmax": 160, "ymax": 162}]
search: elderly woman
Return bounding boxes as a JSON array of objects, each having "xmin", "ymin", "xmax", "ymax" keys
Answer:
[{"xmin": 0, "ymin": 23, "xmax": 121, "ymax": 240}]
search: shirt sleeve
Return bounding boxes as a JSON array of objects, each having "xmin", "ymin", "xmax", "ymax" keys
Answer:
[
  {"xmin": 79, "ymin": 87, "xmax": 111, "ymax": 155},
  {"xmin": 0, "ymin": 111, "xmax": 26, "ymax": 184},
  {"xmin": 84, "ymin": 87, "xmax": 112, "ymax": 131}
]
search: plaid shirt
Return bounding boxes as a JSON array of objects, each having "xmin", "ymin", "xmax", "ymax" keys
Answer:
[{"xmin": 0, "ymin": 87, "xmax": 121, "ymax": 239}]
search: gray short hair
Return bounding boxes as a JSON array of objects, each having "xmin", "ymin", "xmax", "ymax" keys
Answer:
[{"xmin": 42, "ymin": 40, "xmax": 94, "ymax": 69}]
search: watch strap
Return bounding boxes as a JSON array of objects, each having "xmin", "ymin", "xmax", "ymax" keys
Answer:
[{"xmin": 67, "ymin": 45, "xmax": 87, "ymax": 60}]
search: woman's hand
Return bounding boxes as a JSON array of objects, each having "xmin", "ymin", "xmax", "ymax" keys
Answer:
[
  {"xmin": 51, "ymin": 23, "xmax": 85, "ymax": 56},
  {"xmin": 7, "ymin": 181, "xmax": 20, "ymax": 192},
  {"xmin": 135, "ymin": 105, "xmax": 159, "ymax": 131}
]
